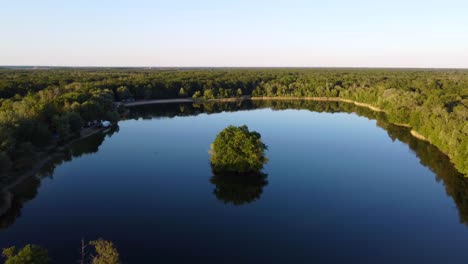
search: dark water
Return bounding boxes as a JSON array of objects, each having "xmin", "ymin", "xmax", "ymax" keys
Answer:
[{"xmin": 1, "ymin": 101, "xmax": 467, "ymax": 264}]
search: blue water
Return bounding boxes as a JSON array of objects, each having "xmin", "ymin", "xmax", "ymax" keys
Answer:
[{"xmin": 0, "ymin": 106, "xmax": 467, "ymax": 263}]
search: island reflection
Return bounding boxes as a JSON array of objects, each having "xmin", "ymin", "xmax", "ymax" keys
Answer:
[{"xmin": 210, "ymin": 171, "xmax": 268, "ymax": 206}]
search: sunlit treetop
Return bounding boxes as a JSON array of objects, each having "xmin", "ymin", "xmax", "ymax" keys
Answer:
[{"xmin": 210, "ymin": 125, "xmax": 268, "ymax": 174}]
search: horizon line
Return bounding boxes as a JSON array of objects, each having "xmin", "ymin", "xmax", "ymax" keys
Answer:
[{"xmin": 1, "ymin": 65, "xmax": 468, "ymax": 70}]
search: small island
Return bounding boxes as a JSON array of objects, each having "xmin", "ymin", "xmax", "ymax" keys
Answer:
[
  {"xmin": 210, "ymin": 125, "xmax": 268, "ymax": 174},
  {"xmin": 209, "ymin": 125, "xmax": 269, "ymax": 205}
]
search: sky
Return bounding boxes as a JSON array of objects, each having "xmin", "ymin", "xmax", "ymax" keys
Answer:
[{"xmin": 1, "ymin": 0, "xmax": 467, "ymax": 68}]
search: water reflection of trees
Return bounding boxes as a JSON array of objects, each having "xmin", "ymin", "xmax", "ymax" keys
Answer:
[
  {"xmin": 0, "ymin": 126, "xmax": 119, "ymax": 230},
  {"xmin": 210, "ymin": 172, "xmax": 268, "ymax": 206},
  {"xmin": 0, "ymin": 177, "xmax": 40, "ymax": 229},
  {"xmin": 379, "ymin": 121, "xmax": 468, "ymax": 224},
  {"xmin": 126, "ymin": 100, "xmax": 386, "ymax": 121},
  {"xmin": 125, "ymin": 100, "xmax": 257, "ymax": 120},
  {"xmin": 128, "ymin": 100, "xmax": 468, "ymax": 220},
  {"xmin": 1, "ymin": 100, "xmax": 467, "ymax": 228},
  {"xmin": 37, "ymin": 126, "xmax": 119, "ymax": 178}
]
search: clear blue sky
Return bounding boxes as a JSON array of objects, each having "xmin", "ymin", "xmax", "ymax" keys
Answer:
[{"xmin": 1, "ymin": 0, "xmax": 467, "ymax": 68}]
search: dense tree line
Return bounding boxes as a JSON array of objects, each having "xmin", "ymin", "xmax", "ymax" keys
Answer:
[
  {"xmin": 0, "ymin": 68, "xmax": 466, "ymax": 175},
  {"xmin": 0, "ymin": 78, "xmax": 120, "ymax": 176}
]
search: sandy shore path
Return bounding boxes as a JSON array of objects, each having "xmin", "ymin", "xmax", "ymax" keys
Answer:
[{"xmin": 122, "ymin": 98, "xmax": 194, "ymax": 106}]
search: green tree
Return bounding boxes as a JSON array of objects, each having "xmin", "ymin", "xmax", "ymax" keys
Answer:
[
  {"xmin": 79, "ymin": 101, "xmax": 102, "ymax": 122},
  {"xmin": 116, "ymin": 86, "xmax": 131, "ymax": 101},
  {"xmin": 192, "ymin": 90, "xmax": 202, "ymax": 99},
  {"xmin": 210, "ymin": 125, "xmax": 268, "ymax": 174},
  {"xmin": 2, "ymin": 245, "xmax": 50, "ymax": 264},
  {"xmin": 0, "ymin": 151, "xmax": 12, "ymax": 175},
  {"xmin": 89, "ymin": 239, "xmax": 120, "ymax": 264},
  {"xmin": 31, "ymin": 123, "xmax": 52, "ymax": 147},
  {"xmin": 178, "ymin": 87, "xmax": 187, "ymax": 97},
  {"xmin": 203, "ymin": 89, "xmax": 215, "ymax": 99},
  {"xmin": 13, "ymin": 142, "xmax": 37, "ymax": 170},
  {"xmin": 53, "ymin": 115, "xmax": 71, "ymax": 141},
  {"xmin": 66, "ymin": 112, "xmax": 83, "ymax": 135}
]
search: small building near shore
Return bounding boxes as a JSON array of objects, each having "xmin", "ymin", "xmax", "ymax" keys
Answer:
[{"xmin": 101, "ymin": 121, "xmax": 111, "ymax": 128}]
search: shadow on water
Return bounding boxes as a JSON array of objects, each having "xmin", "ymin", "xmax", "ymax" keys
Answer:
[
  {"xmin": 210, "ymin": 171, "xmax": 268, "ymax": 206},
  {"xmin": 0, "ymin": 100, "xmax": 466, "ymax": 229},
  {"xmin": 0, "ymin": 177, "xmax": 40, "ymax": 230},
  {"xmin": 0, "ymin": 126, "xmax": 119, "ymax": 230}
]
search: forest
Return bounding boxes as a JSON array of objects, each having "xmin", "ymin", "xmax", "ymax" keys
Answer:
[{"xmin": 0, "ymin": 67, "xmax": 466, "ymax": 176}]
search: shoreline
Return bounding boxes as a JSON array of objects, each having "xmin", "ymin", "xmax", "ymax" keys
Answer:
[
  {"xmin": 0, "ymin": 126, "xmax": 106, "ymax": 192},
  {"xmin": 410, "ymin": 129, "xmax": 429, "ymax": 142},
  {"xmin": 1, "ymin": 96, "xmax": 457, "ymax": 191},
  {"xmin": 123, "ymin": 96, "xmax": 385, "ymax": 112},
  {"xmin": 121, "ymin": 98, "xmax": 194, "ymax": 106},
  {"xmin": 249, "ymin": 96, "xmax": 384, "ymax": 112}
]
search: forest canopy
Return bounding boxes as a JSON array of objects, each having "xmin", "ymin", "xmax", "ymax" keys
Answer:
[{"xmin": 0, "ymin": 67, "xmax": 466, "ymax": 175}]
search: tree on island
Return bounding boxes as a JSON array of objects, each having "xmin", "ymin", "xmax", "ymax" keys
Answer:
[
  {"xmin": 209, "ymin": 125, "xmax": 269, "ymax": 205},
  {"xmin": 210, "ymin": 125, "xmax": 268, "ymax": 174}
]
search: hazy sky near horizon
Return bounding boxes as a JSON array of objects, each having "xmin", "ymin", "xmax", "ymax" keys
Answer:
[{"xmin": 1, "ymin": 0, "xmax": 467, "ymax": 68}]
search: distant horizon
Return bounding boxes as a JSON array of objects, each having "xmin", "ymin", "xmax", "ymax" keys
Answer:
[{"xmin": 1, "ymin": 65, "xmax": 468, "ymax": 70}]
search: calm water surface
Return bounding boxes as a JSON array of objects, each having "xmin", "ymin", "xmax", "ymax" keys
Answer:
[{"xmin": 0, "ymin": 101, "xmax": 467, "ymax": 263}]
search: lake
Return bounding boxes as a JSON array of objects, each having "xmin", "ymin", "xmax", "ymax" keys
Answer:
[{"xmin": 0, "ymin": 100, "xmax": 467, "ymax": 263}]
